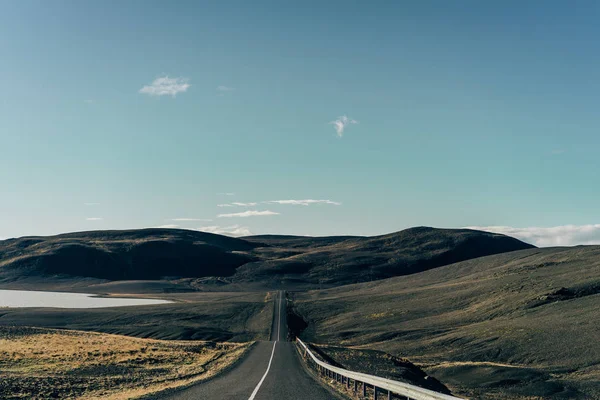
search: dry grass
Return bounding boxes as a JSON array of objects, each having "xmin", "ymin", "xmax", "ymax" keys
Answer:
[{"xmin": 0, "ymin": 326, "xmax": 250, "ymax": 400}]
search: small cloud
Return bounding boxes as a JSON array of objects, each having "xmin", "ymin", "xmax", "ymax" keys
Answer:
[
  {"xmin": 86, "ymin": 217, "xmax": 103, "ymax": 221},
  {"xmin": 139, "ymin": 76, "xmax": 190, "ymax": 97},
  {"xmin": 84, "ymin": 99, "xmax": 94, "ymax": 104},
  {"xmin": 330, "ymin": 115, "xmax": 358, "ymax": 137},
  {"xmin": 217, "ymin": 86, "xmax": 235, "ymax": 92},
  {"xmin": 218, "ymin": 202, "xmax": 258, "ymax": 207},
  {"xmin": 84, "ymin": 203, "xmax": 100, "ymax": 206},
  {"xmin": 170, "ymin": 218, "xmax": 213, "ymax": 222},
  {"xmin": 155, "ymin": 224, "xmax": 179, "ymax": 229},
  {"xmin": 200, "ymin": 224, "xmax": 251, "ymax": 237},
  {"xmin": 217, "ymin": 210, "xmax": 279, "ymax": 218},
  {"xmin": 217, "ymin": 192, "xmax": 235, "ymax": 196},
  {"xmin": 466, "ymin": 224, "xmax": 600, "ymax": 247},
  {"xmin": 265, "ymin": 199, "xmax": 341, "ymax": 206}
]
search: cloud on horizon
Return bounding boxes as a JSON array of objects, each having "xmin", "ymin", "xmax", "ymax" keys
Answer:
[
  {"xmin": 265, "ymin": 199, "xmax": 341, "ymax": 206},
  {"xmin": 330, "ymin": 115, "xmax": 358, "ymax": 137},
  {"xmin": 199, "ymin": 225, "xmax": 251, "ymax": 237},
  {"xmin": 466, "ymin": 224, "xmax": 600, "ymax": 247},
  {"xmin": 139, "ymin": 76, "xmax": 190, "ymax": 97},
  {"xmin": 217, "ymin": 210, "xmax": 279, "ymax": 218},
  {"xmin": 86, "ymin": 217, "xmax": 103, "ymax": 221},
  {"xmin": 155, "ymin": 224, "xmax": 179, "ymax": 229},
  {"xmin": 217, "ymin": 192, "xmax": 235, "ymax": 196}
]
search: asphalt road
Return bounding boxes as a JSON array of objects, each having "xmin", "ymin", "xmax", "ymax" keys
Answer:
[{"xmin": 154, "ymin": 291, "xmax": 338, "ymax": 400}]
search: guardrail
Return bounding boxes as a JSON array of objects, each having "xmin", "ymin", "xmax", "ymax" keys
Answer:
[{"xmin": 296, "ymin": 338, "xmax": 463, "ymax": 400}]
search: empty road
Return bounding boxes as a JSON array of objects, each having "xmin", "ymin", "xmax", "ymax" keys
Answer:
[{"xmin": 154, "ymin": 291, "xmax": 338, "ymax": 400}]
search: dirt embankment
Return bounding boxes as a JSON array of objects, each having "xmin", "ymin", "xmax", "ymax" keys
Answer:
[{"xmin": 287, "ymin": 294, "xmax": 452, "ymax": 395}]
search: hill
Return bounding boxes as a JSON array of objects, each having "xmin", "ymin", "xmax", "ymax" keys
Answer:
[
  {"xmin": 291, "ymin": 246, "xmax": 600, "ymax": 399},
  {"xmin": 0, "ymin": 229, "xmax": 257, "ymax": 284},
  {"xmin": 0, "ymin": 227, "xmax": 533, "ymax": 288},
  {"xmin": 236, "ymin": 227, "xmax": 534, "ymax": 285}
]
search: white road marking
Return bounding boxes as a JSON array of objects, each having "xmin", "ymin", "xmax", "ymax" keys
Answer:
[
  {"xmin": 247, "ymin": 341, "xmax": 277, "ymax": 400},
  {"xmin": 248, "ymin": 291, "xmax": 281, "ymax": 400}
]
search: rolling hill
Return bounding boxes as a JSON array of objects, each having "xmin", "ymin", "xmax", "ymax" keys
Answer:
[
  {"xmin": 0, "ymin": 229, "xmax": 257, "ymax": 284},
  {"xmin": 0, "ymin": 227, "xmax": 533, "ymax": 288},
  {"xmin": 237, "ymin": 227, "xmax": 534, "ymax": 285},
  {"xmin": 291, "ymin": 246, "xmax": 600, "ymax": 399}
]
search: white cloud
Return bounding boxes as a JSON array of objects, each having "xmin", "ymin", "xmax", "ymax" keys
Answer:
[
  {"xmin": 84, "ymin": 99, "xmax": 94, "ymax": 104},
  {"xmin": 330, "ymin": 115, "xmax": 358, "ymax": 137},
  {"xmin": 199, "ymin": 225, "xmax": 251, "ymax": 237},
  {"xmin": 218, "ymin": 202, "xmax": 258, "ymax": 207},
  {"xmin": 86, "ymin": 217, "xmax": 103, "ymax": 221},
  {"xmin": 217, "ymin": 210, "xmax": 279, "ymax": 218},
  {"xmin": 170, "ymin": 218, "xmax": 212, "ymax": 222},
  {"xmin": 220, "ymin": 199, "xmax": 341, "ymax": 208},
  {"xmin": 217, "ymin": 192, "xmax": 235, "ymax": 196},
  {"xmin": 155, "ymin": 224, "xmax": 179, "ymax": 229},
  {"xmin": 139, "ymin": 76, "xmax": 190, "ymax": 97},
  {"xmin": 466, "ymin": 224, "xmax": 600, "ymax": 247},
  {"xmin": 84, "ymin": 202, "xmax": 100, "ymax": 206},
  {"xmin": 265, "ymin": 199, "xmax": 341, "ymax": 206},
  {"xmin": 217, "ymin": 86, "xmax": 235, "ymax": 92}
]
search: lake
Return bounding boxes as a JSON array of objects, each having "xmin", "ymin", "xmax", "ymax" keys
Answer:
[{"xmin": 0, "ymin": 289, "xmax": 172, "ymax": 308}]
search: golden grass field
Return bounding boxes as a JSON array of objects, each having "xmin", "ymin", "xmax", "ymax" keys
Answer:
[{"xmin": 0, "ymin": 326, "xmax": 250, "ymax": 400}]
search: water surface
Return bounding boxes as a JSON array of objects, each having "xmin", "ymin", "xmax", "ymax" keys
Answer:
[{"xmin": 0, "ymin": 289, "xmax": 171, "ymax": 308}]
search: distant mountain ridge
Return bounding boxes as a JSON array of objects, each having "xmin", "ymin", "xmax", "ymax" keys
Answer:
[
  {"xmin": 0, "ymin": 229, "xmax": 257, "ymax": 282},
  {"xmin": 0, "ymin": 227, "xmax": 534, "ymax": 287},
  {"xmin": 237, "ymin": 227, "xmax": 535, "ymax": 285}
]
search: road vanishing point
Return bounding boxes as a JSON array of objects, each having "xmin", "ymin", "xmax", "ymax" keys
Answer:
[{"xmin": 153, "ymin": 291, "xmax": 339, "ymax": 400}]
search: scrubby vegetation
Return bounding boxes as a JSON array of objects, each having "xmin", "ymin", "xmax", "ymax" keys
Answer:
[{"xmin": 0, "ymin": 326, "xmax": 250, "ymax": 399}]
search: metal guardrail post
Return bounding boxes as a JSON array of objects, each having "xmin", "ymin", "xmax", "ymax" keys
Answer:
[
  {"xmin": 374, "ymin": 386, "xmax": 378, "ymax": 400},
  {"xmin": 354, "ymin": 379, "xmax": 357, "ymax": 392},
  {"xmin": 363, "ymin": 382, "xmax": 367, "ymax": 397}
]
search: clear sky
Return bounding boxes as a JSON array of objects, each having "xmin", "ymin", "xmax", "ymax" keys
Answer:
[{"xmin": 2, "ymin": 1, "xmax": 600, "ymax": 246}]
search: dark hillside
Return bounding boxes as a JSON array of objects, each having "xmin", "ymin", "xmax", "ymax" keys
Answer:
[
  {"xmin": 0, "ymin": 227, "xmax": 533, "ymax": 287},
  {"xmin": 0, "ymin": 229, "xmax": 257, "ymax": 282},
  {"xmin": 234, "ymin": 227, "xmax": 534, "ymax": 285}
]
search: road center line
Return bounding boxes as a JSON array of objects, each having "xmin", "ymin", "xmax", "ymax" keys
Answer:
[
  {"xmin": 248, "ymin": 340, "xmax": 277, "ymax": 400},
  {"xmin": 247, "ymin": 292, "xmax": 281, "ymax": 400}
]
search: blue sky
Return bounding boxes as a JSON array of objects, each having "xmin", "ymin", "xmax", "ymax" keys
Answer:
[{"xmin": 1, "ymin": 1, "xmax": 600, "ymax": 245}]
